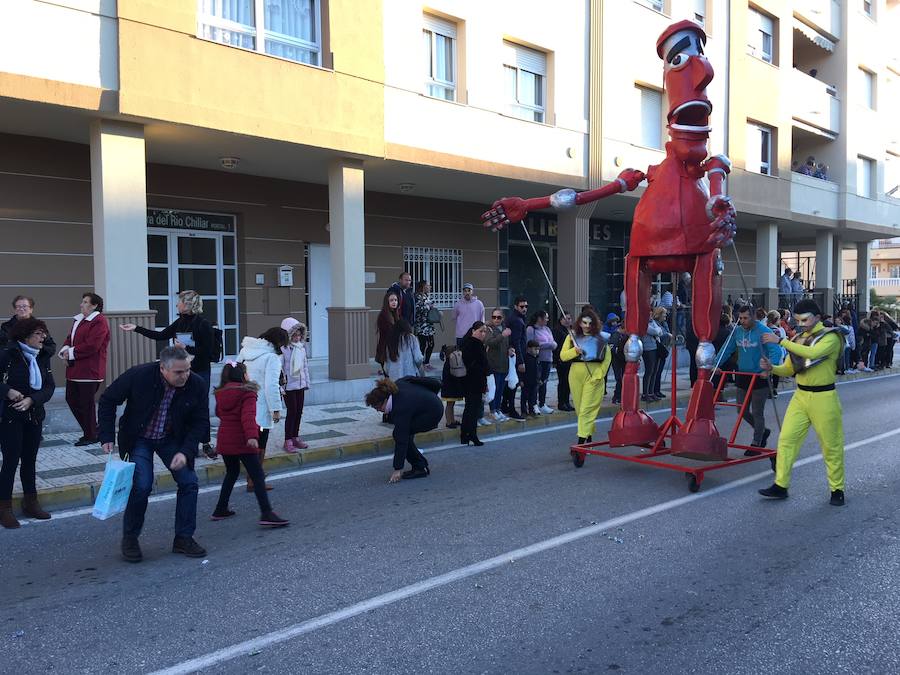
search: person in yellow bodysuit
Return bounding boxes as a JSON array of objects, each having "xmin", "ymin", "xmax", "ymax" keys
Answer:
[
  {"xmin": 560, "ymin": 308, "xmax": 612, "ymax": 443},
  {"xmin": 758, "ymin": 299, "xmax": 846, "ymax": 506}
]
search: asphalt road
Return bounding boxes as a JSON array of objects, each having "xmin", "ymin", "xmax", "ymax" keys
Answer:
[{"xmin": 2, "ymin": 374, "xmax": 899, "ymax": 674}]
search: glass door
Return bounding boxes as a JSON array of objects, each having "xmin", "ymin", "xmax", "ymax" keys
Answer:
[{"xmin": 147, "ymin": 229, "xmax": 239, "ymax": 358}]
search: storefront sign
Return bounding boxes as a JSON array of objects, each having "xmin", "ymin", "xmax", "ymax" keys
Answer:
[
  {"xmin": 508, "ymin": 212, "xmax": 625, "ymax": 247},
  {"xmin": 147, "ymin": 208, "xmax": 235, "ymax": 233}
]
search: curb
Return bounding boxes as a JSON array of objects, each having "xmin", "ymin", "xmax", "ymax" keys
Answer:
[{"xmin": 12, "ymin": 367, "xmax": 897, "ymax": 513}]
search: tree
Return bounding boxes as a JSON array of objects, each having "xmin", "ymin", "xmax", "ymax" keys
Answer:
[{"xmin": 870, "ymin": 288, "xmax": 899, "ymax": 320}]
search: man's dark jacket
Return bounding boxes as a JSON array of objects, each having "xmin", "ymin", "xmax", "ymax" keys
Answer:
[
  {"xmin": 507, "ymin": 311, "xmax": 527, "ymax": 367},
  {"xmin": 385, "ymin": 376, "xmax": 442, "ymax": 470},
  {"xmin": 388, "ymin": 282, "xmax": 416, "ymax": 326},
  {"xmin": 98, "ymin": 362, "xmax": 210, "ymax": 459}
]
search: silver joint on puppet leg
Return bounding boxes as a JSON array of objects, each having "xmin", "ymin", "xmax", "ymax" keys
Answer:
[
  {"xmin": 696, "ymin": 341, "xmax": 716, "ymax": 370},
  {"xmin": 549, "ymin": 188, "xmax": 577, "ymax": 210},
  {"xmin": 624, "ymin": 334, "xmax": 643, "ymax": 362}
]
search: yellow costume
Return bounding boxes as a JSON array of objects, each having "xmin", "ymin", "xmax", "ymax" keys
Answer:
[
  {"xmin": 770, "ymin": 322, "xmax": 844, "ymax": 491},
  {"xmin": 561, "ymin": 335, "xmax": 612, "ymax": 439}
]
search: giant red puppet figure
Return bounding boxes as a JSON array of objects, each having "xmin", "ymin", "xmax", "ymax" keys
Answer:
[{"xmin": 481, "ymin": 20, "xmax": 736, "ymax": 459}]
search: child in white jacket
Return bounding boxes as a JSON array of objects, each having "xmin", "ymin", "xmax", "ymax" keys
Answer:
[
  {"xmin": 280, "ymin": 317, "xmax": 311, "ymax": 452},
  {"xmin": 237, "ymin": 327, "xmax": 288, "ymax": 491}
]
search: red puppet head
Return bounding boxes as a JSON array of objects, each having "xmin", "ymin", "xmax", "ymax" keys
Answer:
[{"xmin": 657, "ymin": 20, "xmax": 712, "ymax": 166}]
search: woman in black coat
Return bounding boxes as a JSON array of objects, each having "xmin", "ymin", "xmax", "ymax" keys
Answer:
[
  {"xmin": 460, "ymin": 321, "xmax": 490, "ymax": 446},
  {"xmin": 365, "ymin": 376, "xmax": 442, "ymax": 482},
  {"xmin": 0, "ymin": 318, "xmax": 56, "ymax": 529}
]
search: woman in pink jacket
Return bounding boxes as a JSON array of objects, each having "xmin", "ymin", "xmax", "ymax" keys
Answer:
[
  {"xmin": 280, "ymin": 317, "xmax": 311, "ymax": 453},
  {"xmin": 58, "ymin": 293, "xmax": 110, "ymax": 446}
]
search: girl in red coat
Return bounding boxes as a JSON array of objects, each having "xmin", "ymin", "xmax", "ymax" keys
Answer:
[{"xmin": 211, "ymin": 362, "xmax": 288, "ymax": 527}]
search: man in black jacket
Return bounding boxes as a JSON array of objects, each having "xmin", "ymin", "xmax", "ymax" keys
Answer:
[
  {"xmin": 99, "ymin": 346, "xmax": 210, "ymax": 563},
  {"xmin": 388, "ymin": 272, "xmax": 416, "ymax": 326},
  {"xmin": 366, "ymin": 376, "xmax": 442, "ymax": 482},
  {"xmin": 501, "ymin": 296, "xmax": 529, "ymax": 418},
  {"xmin": 552, "ymin": 313, "xmax": 573, "ymax": 411}
]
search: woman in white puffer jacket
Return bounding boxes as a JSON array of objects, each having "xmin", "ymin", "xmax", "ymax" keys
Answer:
[{"xmin": 237, "ymin": 327, "xmax": 288, "ymax": 491}]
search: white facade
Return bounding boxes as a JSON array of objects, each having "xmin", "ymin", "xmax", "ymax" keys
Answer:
[{"xmin": 0, "ymin": 0, "xmax": 118, "ymax": 90}]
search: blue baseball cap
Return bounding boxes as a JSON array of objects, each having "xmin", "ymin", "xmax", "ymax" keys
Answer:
[{"xmin": 606, "ymin": 312, "xmax": 620, "ymax": 322}]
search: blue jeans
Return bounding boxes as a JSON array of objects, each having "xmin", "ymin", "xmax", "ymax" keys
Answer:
[
  {"xmin": 490, "ymin": 372, "xmax": 506, "ymax": 412},
  {"xmin": 123, "ymin": 438, "xmax": 199, "ymax": 539}
]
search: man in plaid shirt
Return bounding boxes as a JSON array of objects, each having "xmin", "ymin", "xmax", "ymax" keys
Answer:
[{"xmin": 99, "ymin": 346, "xmax": 210, "ymax": 563}]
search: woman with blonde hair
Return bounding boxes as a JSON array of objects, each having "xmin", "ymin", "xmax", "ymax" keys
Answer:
[{"xmin": 120, "ymin": 289, "xmax": 217, "ymax": 456}]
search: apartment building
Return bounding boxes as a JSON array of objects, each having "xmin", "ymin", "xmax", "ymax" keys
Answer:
[{"xmin": 0, "ymin": 0, "xmax": 897, "ymax": 385}]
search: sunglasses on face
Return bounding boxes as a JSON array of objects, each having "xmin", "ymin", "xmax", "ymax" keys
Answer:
[{"xmin": 492, "ymin": 315, "xmax": 503, "ymax": 320}]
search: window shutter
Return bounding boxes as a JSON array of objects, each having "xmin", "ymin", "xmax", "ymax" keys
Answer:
[
  {"xmin": 503, "ymin": 41, "xmax": 546, "ymax": 76},
  {"xmin": 423, "ymin": 14, "xmax": 456, "ymax": 39}
]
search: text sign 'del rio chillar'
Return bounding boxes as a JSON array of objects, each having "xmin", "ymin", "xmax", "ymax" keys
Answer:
[{"xmin": 147, "ymin": 209, "xmax": 235, "ymax": 233}]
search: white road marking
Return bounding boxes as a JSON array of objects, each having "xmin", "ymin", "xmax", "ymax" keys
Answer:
[
  {"xmin": 150, "ymin": 424, "xmax": 900, "ymax": 675},
  {"xmin": 31, "ymin": 372, "xmax": 900, "ymax": 523}
]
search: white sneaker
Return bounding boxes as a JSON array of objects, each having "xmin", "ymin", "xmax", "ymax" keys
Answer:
[
  {"xmin": 477, "ymin": 417, "xmax": 491, "ymax": 426},
  {"xmin": 494, "ymin": 412, "xmax": 508, "ymax": 422},
  {"xmin": 846, "ymin": 368, "xmax": 858, "ymax": 374},
  {"xmin": 863, "ymin": 367, "xmax": 874, "ymax": 372},
  {"xmin": 539, "ymin": 405, "xmax": 554, "ymax": 414}
]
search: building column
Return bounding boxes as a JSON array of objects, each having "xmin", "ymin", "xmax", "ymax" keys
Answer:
[
  {"xmin": 857, "ymin": 241, "xmax": 872, "ymax": 313},
  {"xmin": 556, "ymin": 207, "xmax": 591, "ymax": 316},
  {"xmin": 90, "ymin": 120, "xmax": 156, "ymax": 381},
  {"xmin": 831, "ymin": 236, "xmax": 843, "ymax": 298},
  {"xmin": 327, "ymin": 158, "xmax": 369, "ymax": 380},
  {"xmin": 754, "ymin": 222, "xmax": 779, "ymax": 310},
  {"xmin": 814, "ymin": 230, "xmax": 834, "ymax": 314}
]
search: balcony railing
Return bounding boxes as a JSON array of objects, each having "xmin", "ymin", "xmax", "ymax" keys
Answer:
[
  {"xmin": 870, "ymin": 278, "xmax": 900, "ymax": 287},
  {"xmin": 791, "ymin": 69, "xmax": 840, "ymax": 136}
]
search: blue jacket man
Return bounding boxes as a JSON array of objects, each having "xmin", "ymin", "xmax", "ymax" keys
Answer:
[
  {"xmin": 99, "ymin": 346, "xmax": 210, "ymax": 563},
  {"xmin": 715, "ymin": 306, "xmax": 783, "ymax": 448}
]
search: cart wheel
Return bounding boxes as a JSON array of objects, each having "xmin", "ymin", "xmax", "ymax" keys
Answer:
[
  {"xmin": 686, "ymin": 473, "xmax": 700, "ymax": 493},
  {"xmin": 769, "ymin": 456, "xmax": 776, "ymax": 472},
  {"xmin": 571, "ymin": 450, "xmax": 586, "ymax": 468}
]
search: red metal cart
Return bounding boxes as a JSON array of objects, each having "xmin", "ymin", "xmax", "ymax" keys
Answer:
[{"xmin": 569, "ymin": 361, "xmax": 777, "ymax": 492}]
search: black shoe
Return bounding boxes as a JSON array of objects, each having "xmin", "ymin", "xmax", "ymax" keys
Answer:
[
  {"xmin": 830, "ymin": 489, "xmax": 845, "ymax": 506},
  {"xmin": 761, "ymin": 428, "xmax": 771, "ymax": 447},
  {"xmin": 507, "ymin": 411, "xmax": 525, "ymax": 421},
  {"xmin": 172, "ymin": 536, "xmax": 207, "ymax": 558},
  {"xmin": 654, "ymin": 392, "xmax": 666, "ymax": 399},
  {"xmin": 744, "ymin": 449, "xmax": 762, "ymax": 456},
  {"xmin": 259, "ymin": 511, "xmax": 290, "ymax": 527},
  {"xmin": 121, "ymin": 536, "xmax": 143, "ymax": 563},
  {"xmin": 758, "ymin": 483, "xmax": 788, "ymax": 500},
  {"xmin": 611, "ymin": 398, "xmax": 620, "ymax": 405},
  {"xmin": 586, "ymin": 435, "xmax": 592, "ymax": 443},
  {"xmin": 460, "ymin": 433, "xmax": 470, "ymax": 445},
  {"xmin": 74, "ymin": 437, "xmax": 99, "ymax": 447},
  {"xmin": 468, "ymin": 435, "xmax": 484, "ymax": 447},
  {"xmin": 402, "ymin": 466, "xmax": 430, "ymax": 479},
  {"xmin": 577, "ymin": 437, "xmax": 586, "ymax": 445},
  {"xmin": 210, "ymin": 508, "xmax": 236, "ymax": 521}
]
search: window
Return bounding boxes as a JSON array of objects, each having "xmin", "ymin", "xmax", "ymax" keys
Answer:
[
  {"xmin": 198, "ymin": 0, "xmax": 320, "ymax": 66},
  {"xmin": 635, "ymin": 0, "xmax": 664, "ymax": 11},
  {"xmin": 890, "ymin": 264, "xmax": 900, "ymax": 279},
  {"xmin": 423, "ymin": 14, "xmax": 457, "ymax": 101},
  {"xmin": 503, "ymin": 41, "xmax": 547, "ymax": 123},
  {"xmin": 857, "ymin": 155, "xmax": 874, "ymax": 198},
  {"xmin": 746, "ymin": 123, "xmax": 773, "ymax": 175},
  {"xmin": 863, "ymin": 0, "xmax": 873, "ymax": 17},
  {"xmin": 747, "ymin": 8, "xmax": 774, "ymax": 64},
  {"xmin": 870, "ymin": 264, "xmax": 878, "ymax": 279},
  {"xmin": 859, "ymin": 68, "xmax": 876, "ymax": 109},
  {"xmin": 637, "ymin": 85, "xmax": 663, "ymax": 149},
  {"xmin": 694, "ymin": 0, "xmax": 707, "ymax": 27},
  {"xmin": 403, "ymin": 247, "xmax": 462, "ymax": 309},
  {"xmin": 887, "ymin": 153, "xmax": 900, "ymax": 197}
]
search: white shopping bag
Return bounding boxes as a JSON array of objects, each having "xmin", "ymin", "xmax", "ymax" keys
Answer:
[
  {"xmin": 485, "ymin": 374, "xmax": 496, "ymax": 401},
  {"xmin": 92, "ymin": 452, "xmax": 135, "ymax": 521},
  {"xmin": 505, "ymin": 355, "xmax": 519, "ymax": 389}
]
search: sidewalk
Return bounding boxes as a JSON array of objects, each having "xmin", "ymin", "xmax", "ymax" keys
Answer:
[{"xmin": 12, "ymin": 362, "xmax": 897, "ymax": 511}]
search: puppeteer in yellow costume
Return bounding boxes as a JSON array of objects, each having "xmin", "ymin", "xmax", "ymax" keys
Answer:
[
  {"xmin": 560, "ymin": 310, "xmax": 612, "ymax": 442},
  {"xmin": 758, "ymin": 299, "xmax": 846, "ymax": 506}
]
